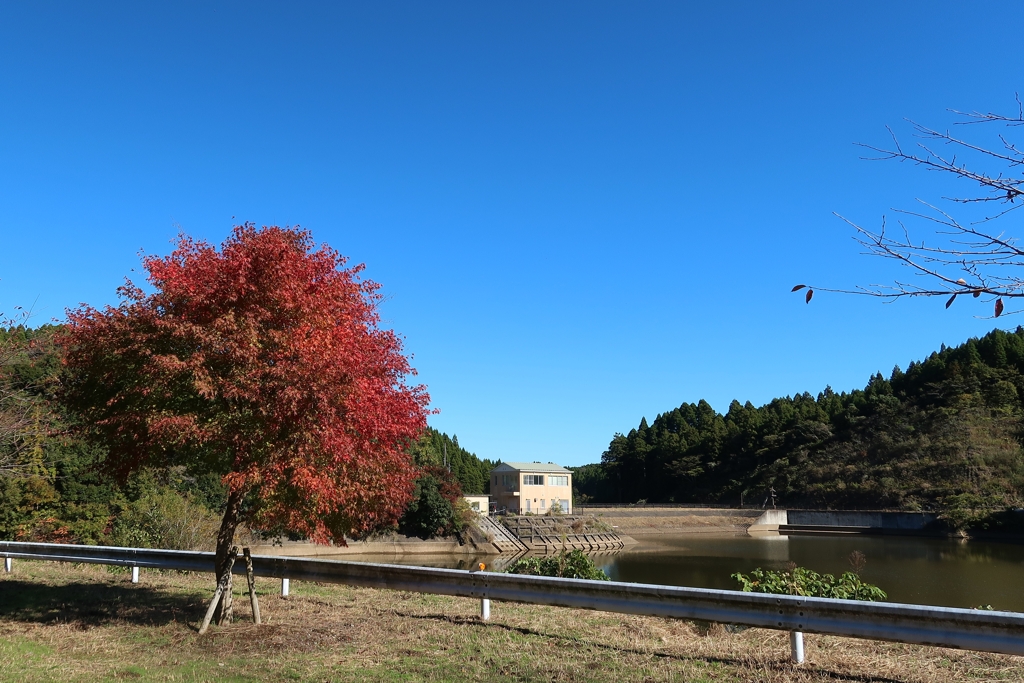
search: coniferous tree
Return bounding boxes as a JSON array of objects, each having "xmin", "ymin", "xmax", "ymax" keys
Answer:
[{"xmin": 590, "ymin": 327, "xmax": 1024, "ymax": 524}]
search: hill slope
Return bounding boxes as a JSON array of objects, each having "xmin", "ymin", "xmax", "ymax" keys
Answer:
[
  {"xmin": 578, "ymin": 328, "xmax": 1024, "ymax": 524},
  {"xmin": 409, "ymin": 427, "xmax": 496, "ymax": 495}
]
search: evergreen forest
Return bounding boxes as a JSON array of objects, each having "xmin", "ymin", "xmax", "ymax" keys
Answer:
[
  {"xmin": 408, "ymin": 427, "xmax": 496, "ymax": 496},
  {"xmin": 575, "ymin": 327, "xmax": 1024, "ymax": 527}
]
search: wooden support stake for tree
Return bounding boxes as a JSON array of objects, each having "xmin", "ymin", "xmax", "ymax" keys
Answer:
[
  {"xmin": 199, "ymin": 546, "xmax": 237, "ymax": 635},
  {"xmin": 243, "ymin": 547, "xmax": 261, "ymax": 625},
  {"xmin": 217, "ymin": 545, "xmax": 239, "ymax": 625}
]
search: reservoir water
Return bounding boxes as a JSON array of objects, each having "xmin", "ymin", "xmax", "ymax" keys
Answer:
[
  {"xmin": 597, "ymin": 534, "xmax": 1024, "ymax": 612},
  {"xmin": 346, "ymin": 533, "xmax": 1024, "ymax": 612}
]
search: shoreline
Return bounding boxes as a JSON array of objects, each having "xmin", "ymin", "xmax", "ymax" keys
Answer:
[
  {"xmin": 250, "ymin": 536, "xmax": 479, "ymax": 557},
  {"xmin": 250, "ymin": 507, "xmax": 1024, "ymax": 558}
]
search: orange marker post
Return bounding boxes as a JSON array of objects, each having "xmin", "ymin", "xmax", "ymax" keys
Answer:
[{"xmin": 472, "ymin": 563, "xmax": 490, "ymax": 620}]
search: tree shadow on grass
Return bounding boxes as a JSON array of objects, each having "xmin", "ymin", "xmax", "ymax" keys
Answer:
[
  {"xmin": 0, "ymin": 579, "xmax": 208, "ymax": 627},
  {"xmin": 397, "ymin": 612, "xmax": 908, "ymax": 683}
]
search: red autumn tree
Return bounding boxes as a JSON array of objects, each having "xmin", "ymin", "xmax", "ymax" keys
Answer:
[{"xmin": 58, "ymin": 224, "xmax": 430, "ymax": 621}]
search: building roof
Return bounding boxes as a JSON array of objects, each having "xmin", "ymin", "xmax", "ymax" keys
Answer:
[{"xmin": 491, "ymin": 462, "xmax": 571, "ymax": 474}]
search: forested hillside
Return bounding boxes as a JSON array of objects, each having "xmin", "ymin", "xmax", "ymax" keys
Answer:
[
  {"xmin": 577, "ymin": 328, "xmax": 1024, "ymax": 523},
  {"xmin": 409, "ymin": 427, "xmax": 495, "ymax": 495},
  {"xmin": 0, "ymin": 325, "xmax": 494, "ymax": 543}
]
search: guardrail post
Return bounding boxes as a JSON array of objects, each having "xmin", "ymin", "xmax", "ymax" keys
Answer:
[
  {"xmin": 281, "ymin": 578, "xmax": 290, "ymax": 596},
  {"xmin": 790, "ymin": 631, "xmax": 804, "ymax": 664},
  {"xmin": 4, "ymin": 557, "xmax": 11, "ymax": 573},
  {"xmin": 470, "ymin": 562, "xmax": 489, "ymax": 620},
  {"xmin": 131, "ymin": 566, "xmax": 139, "ymax": 584}
]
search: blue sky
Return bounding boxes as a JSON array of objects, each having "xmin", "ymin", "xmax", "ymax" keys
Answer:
[{"xmin": 1, "ymin": 2, "xmax": 1021, "ymax": 466}]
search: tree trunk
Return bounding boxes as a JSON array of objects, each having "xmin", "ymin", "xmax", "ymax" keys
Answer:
[{"xmin": 214, "ymin": 488, "xmax": 245, "ymax": 626}]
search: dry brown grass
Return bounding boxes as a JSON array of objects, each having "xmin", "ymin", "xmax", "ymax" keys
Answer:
[{"xmin": 1, "ymin": 559, "xmax": 1020, "ymax": 682}]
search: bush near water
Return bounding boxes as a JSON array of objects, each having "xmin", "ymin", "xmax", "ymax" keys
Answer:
[
  {"xmin": 732, "ymin": 567, "xmax": 887, "ymax": 601},
  {"xmin": 505, "ymin": 549, "xmax": 610, "ymax": 580}
]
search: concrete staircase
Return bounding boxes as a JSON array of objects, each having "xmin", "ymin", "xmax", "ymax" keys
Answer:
[
  {"xmin": 500, "ymin": 515, "xmax": 625, "ymax": 553},
  {"xmin": 476, "ymin": 516, "xmax": 529, "ymax": 553}
]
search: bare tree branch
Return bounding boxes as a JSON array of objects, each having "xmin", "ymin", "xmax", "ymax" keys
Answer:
[
  {"xmin": 950, "ymin": 93, "xmax": 1024, "ymax": 126},
  {"xmin": 799, "ymin": 99, "xmax": 1024, "ymax": 317}
]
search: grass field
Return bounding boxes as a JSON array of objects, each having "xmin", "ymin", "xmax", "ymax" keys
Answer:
[{"xmin": 1, "ymin": 560, "xmax": 1021, "ymax": 682}]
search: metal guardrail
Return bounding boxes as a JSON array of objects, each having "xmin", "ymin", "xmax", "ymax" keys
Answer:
[{"xmin": 3, "ymin": 541, "xmax": 1024, "ymax": 659}]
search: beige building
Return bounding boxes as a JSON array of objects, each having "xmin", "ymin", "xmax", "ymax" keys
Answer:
[
  {"xmin": 463, "ymin": 495, "xmax": 490, "ymax": 514},
  {"xmin": 490, "ymin": 462, "xmax": 572, "ymax": 515}
]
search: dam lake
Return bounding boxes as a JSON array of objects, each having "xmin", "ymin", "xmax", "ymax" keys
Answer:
[
  {"xmin": 347, "ymin": 533, "xmax": 1024, "ymax": 612},
  {"xmin": 594, "ymin": 534, "xmax": 1024, "ymax": 612}
]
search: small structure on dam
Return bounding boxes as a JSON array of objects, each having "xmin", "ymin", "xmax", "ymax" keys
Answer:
[{"xmin": 748, "ymin": 509, "xmax": 940, "ymax": 535}]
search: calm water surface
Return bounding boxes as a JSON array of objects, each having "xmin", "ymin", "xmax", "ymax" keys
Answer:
[
  {"xmin": 340, "ymin": 533, "xmax": 1024, "ymax": 611},
  {"xmin": 595, "ymin": 534, "xmax": 1024, "ymax": 611}
]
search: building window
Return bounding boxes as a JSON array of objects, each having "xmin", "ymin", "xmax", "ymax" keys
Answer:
[
  {"xmin": 523, "ymin": 474, "xmax": 544, "ymax": 486},
  {"xmin": 502, "ymin": 474, "xmax": 515, "ymax": 487},
  {"xmin": 548, "ymin": 475, "xmax": 568, "ymax": 487}
]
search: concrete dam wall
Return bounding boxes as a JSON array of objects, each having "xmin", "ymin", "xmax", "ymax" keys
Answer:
[{"xmin": 749, "ymin": 509, "xmax": 939, "ymax": 534}]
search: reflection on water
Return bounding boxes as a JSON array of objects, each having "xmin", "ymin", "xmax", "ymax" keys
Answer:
[
  {"xmin": 595, "ymin": 534, "xmax": 1024, "ymax": 611},
  {"xmin": 331, "ymin": 533, "xmax": 1024, "ymax": 612}
]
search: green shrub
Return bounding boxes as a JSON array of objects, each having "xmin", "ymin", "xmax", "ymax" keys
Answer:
[
  {"xmin": 109, "ymin": 487, "xmax": 220, "ymax": 550},
  {"xmin": 398, "ymin": 468, "xmax": 466, "ymax": 539},
  {"xmin": 731, "ymin": 566, "xmax": 886, "ymax": 601},
  {"xmin": 505, "ymin": 549, "xmax": 609, "ymax": 580},
  {"xmin": 938, "ymin": 492, "xmax": 1008, "ymax": 532}
]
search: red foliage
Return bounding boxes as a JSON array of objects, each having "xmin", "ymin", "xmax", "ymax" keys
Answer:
[
  {"xmin": 422, "ymin": 465, "xmax": 464, "ymax": 505},
  {"xmin": 58, "ymin": 225, "xmax": 430, "ymax": 545},
  {"xmin": 16, "ymin": 517, "xmax": 74, "ymax": 544}
]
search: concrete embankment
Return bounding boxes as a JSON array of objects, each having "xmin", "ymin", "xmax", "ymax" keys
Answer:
[
  {"xmin": 251, "ymin": 513, "xmax": 632, "ymax": 558},
  {"xmin": 499, "ymin": 515, "xmax": 628, "ymax": 552},
  {"xmin": 580, "ymin": 507, "xmax": 945, "ymax": 537},
  {"xmin": 250, "ymin": 536, "xmax": 480, "ymax": 557},
  {"xmin": 250, "ymin": 508, "xmax": 947, "ymax": 556},
  {"xmin": 579, "ymin": 507, "xmax": 763, "ymax": 536},
  {"xmin": 749, "ymin": 509, "xmax": 941, "ymax": 535}
]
